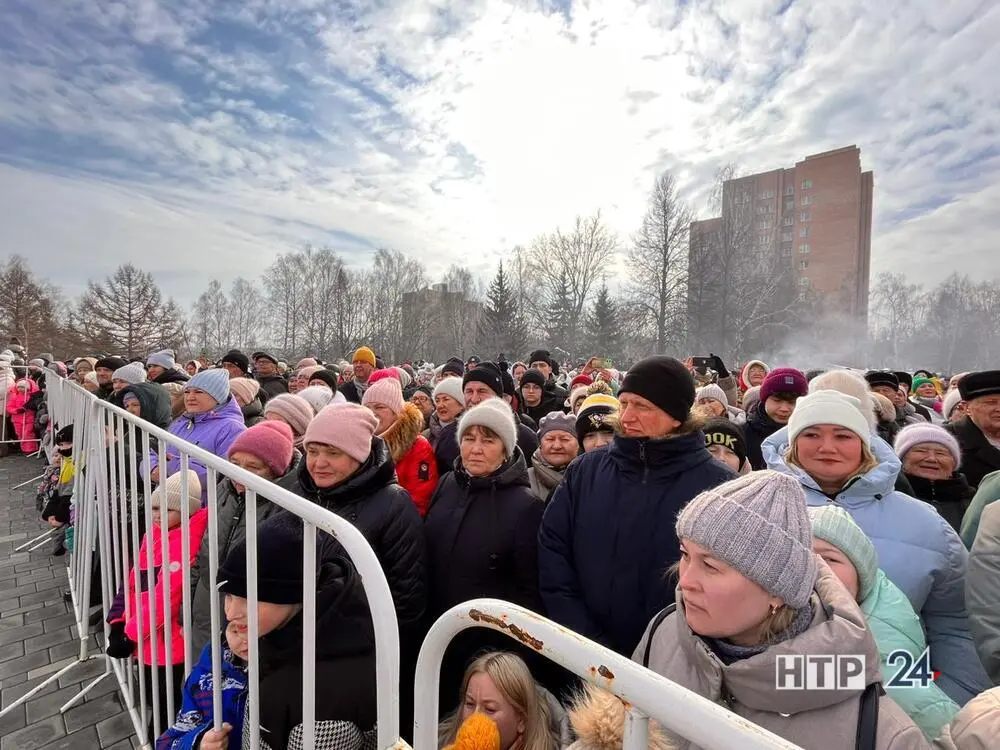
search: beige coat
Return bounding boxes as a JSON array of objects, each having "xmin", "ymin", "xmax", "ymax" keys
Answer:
[
  {"xmin": 633, "ymin": 563, "xmax": 931, "ymax": 750},
  {"xmin": 933, "ymin": 686, "xmax": 1000, "ymax": 750}
]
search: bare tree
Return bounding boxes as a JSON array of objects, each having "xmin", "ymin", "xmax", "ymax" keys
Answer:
[
  {"xmin": 365, "ymin": 248, "xmax": 427, "ymax": 362},
  {"xmin": 869, "ymin": 272, "xmax": 924, "ymax": 365},
  {"xmin": 76, "ymin": 264, "xmax": 185, "ymax": 357},
  {"xmin": 226, "ymin": 277, "xmax": 266, "ymax": 352},
  {"xmin": 191, "ymin": 280, "xmax": 229, "ymax": 356},
  {"xmin": 627, "ymin": 172, "xmax": 692, "ymax": 354},
  {"xmin": 0, "ymin": 255, "xmax": 69, "ymax": 355}
]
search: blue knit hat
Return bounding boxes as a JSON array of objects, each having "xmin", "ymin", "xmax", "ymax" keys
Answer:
[{"xmin": 185, "ymin": 368, "xmax": 231, "ymax": 405}]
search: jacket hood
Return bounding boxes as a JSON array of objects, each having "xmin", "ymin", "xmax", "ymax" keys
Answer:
[
  {"xmin": 258, "ymin": 556, "xmax": 374, "ymax": 672},
  {"xmin": 290, "ymin": 436, "xmax": 397, "ymax": 507},
  {"xmin": 122, "ymin": 382, "xmax": 173, "ymax": 429},
  {"xmin": 179, "ymin": 393, "xmax": 246, "ymax": 428},
  {"xmin": 674, "ymin": 561, "xmax": 882, "ymax": 714},
  {"xmin": 381, "ymin": 401, "xmax": 424, "ymax": 463},
  {"xmin": 739, "ymin": 360, "xmax": 770, "ymax": 390},
  {"xmin": 607, "ymin": 430, "xmax": 716, "ymax": 481},
  {"xmin": 762, "ymin": 426, "xmax": 902, "ymax": 501},
  {"xmin": 454, "ymin": 446, "xmax": 531, "ymax": 491}
]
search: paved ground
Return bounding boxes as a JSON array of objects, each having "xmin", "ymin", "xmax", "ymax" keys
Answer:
[{"xmin": 0, "ymin": 454, "xmax": 138, "ymax": 750}]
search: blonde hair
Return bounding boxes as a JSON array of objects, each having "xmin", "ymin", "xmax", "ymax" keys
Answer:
[{"xmin": 439, "ymin": 652, "xmax": 554, "ymax": 750}]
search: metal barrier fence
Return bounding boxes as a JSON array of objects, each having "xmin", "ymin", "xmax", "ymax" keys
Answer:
[{"xmin": 1, "ymin": 370, "xmax": 803, "ymax": 750}]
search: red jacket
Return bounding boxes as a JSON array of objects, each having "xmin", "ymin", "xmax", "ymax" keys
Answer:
[{"xmin": 383, "ymin": 403, "xmax": 439, "ymax": 516}]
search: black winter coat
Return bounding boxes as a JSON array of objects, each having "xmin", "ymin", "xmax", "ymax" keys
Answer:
[
  {"xmin": 434, "ymin": 418, "xmax": 539, "ymax": 476},
  {"xmin": 256, "ymin": 374, "xmax": 288, "ymax": 400},
  {"xmin": 278, "ymin": 438, "xmax": 427, "ymax": 633},
  {"xmin": 947, "ymin": 417, "xmax": 1000, "ymax": 489},
  {"xmin": 521, "ymin": 390, "xmax": 566, "ymax": 425},
  {"xmin": 241, "ymin": 392, "xmax": 267, "ymax": 427},
  {"xmin": 743, "ymin": 402, "xmax": 785, "ymax": 470},
  {"xmin": 152, "ymin": 369, "xmax": 189, "ymax": 386},
  {"xmin": 538, "ymin": 430, "xmax": 736, "ymax": 657},
  {"xmin": 905, "ymin": 472, "xmax": 975, "ymax": 534},
  {"xmin": 252, "ymin": 555, "xmax": 377, "ymax": 750},
  {"xmin": 339, "ymin": 380, "xmax": 364, "ymax": 404}
]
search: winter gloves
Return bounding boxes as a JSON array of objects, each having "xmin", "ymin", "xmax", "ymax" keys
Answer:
[{"xmin": 105, "ymin": 621, "xmax": 135, "ymax": 659}]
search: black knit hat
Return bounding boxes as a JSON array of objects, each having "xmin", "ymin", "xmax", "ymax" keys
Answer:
[
  {"xmin": 220, "ymin": 350, "xmax": 250, "ymax": 374},
  {"xmin": 441, "ymin": 357, "xmax": 465, "ymax": 378},
  {"xmin": 865, "ymin": 370, "xmax": 899, "ymax": 390},
  {"xmin": 499, "ymin": 370, "xmax": 516, "ymax": 398},
  {"xmin": 576, "ymin": 398, "xmax": 617, "ymax": 448},
  {"xmin": 703, "ymin": 418, "xmax": 747, "ymax": 470},
  {"xmin": 619, "ymin": 356, "xmax": 695, "ymax": 423},
  {"xmin": 307, "ymin": 369, "xmax": 339, "ymax": 390},
  {"xmin": 463, "ymin": 362, "xmax": 504, "ymax": 397},
  {"xmin": 95, "ymin": 356, "xmax": 128, "ymax": 372},
  {"xmin": 218, "ymin": 515, "xmax": 307, "ymax": 605},
  {"xmin": 519, "ymin": 368, "xmax": 546, "ymax": 390},
  {"xmin": 959, "ymin": 371, "xmax": 1000, "ymax": 402}
]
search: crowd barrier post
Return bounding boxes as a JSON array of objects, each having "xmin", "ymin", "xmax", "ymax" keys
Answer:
[{"xmin": 413, "ymin": 599, "xmax": 806, "ymax": 750}]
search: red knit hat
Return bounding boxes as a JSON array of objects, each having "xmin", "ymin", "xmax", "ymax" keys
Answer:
[
  {"xmin": 367, "ymin": 368, "xmax": 401, "ymax": 385},
  {"xmin": 570, "ymin": 374, "xmax": 593, "ymax": 389},
  {"xmin": 227, "ymin": 421, "xmax": 294, "ymax": 477}
]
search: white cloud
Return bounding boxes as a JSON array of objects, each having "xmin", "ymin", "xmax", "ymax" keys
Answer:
[{"xmin": 0, "ymin": 0, "xmax": 997, "ymax": 309}]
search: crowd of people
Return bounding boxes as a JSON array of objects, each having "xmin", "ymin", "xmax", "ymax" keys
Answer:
[{"xmin": 4, "ymin": 337, "xmax": 1000, "ymax": 750}]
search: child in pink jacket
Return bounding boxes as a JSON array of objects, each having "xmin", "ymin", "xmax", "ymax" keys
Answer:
[
  {"xmin": 6, "ymin": 378, "xmax": 40, "ymax": 453},
  {"xmin": 106, "ymin": 470, "xmax": 208, "ymax": 739}
]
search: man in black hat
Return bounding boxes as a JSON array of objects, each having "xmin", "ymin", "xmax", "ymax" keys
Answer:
[
  {"xmin": 868, "ymin": 370, "xmax": 926, "ymax": 429},
  {"xmin": 94, "ymin": 356, "xmax": 128, "ymax": 401},
  {"xmin": 219, "ymin": 350, "xmax": 250, "ymax": 379},
  {"xmin": 894, "ymin": 370, "xmax": 934, "ymax": 422},
  {"xmin": 251, "ymin": 351, "xmax": 288, "ymax": 399},
  {"xmin": 528, "ymin": 349, "xmax": 568, "ymax": 401},
  {"xmin": 949, "ymin": 371, "xmax": 1000, "ymax": 488}
]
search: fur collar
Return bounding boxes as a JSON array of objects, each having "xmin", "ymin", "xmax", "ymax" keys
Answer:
[{"xmin": 381, "ymin": 402, "xmax": 425, "ymax": 463}]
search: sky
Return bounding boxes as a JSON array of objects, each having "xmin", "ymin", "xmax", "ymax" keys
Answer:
[{"xmin": 1, "ymin": 0, "xmax": 998, "ymax": 307}]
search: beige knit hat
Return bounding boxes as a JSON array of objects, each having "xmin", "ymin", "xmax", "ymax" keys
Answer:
[{"xmin": 150, "ymin": 470, "xmax": 202, "ymax": 516}]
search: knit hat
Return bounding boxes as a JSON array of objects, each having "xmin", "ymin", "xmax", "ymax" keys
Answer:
[
  {"xmin": 809, "ymin": 370, "xmax": 875, "ymax": 431},
  {"xmin": 220, "ymin": 350, "xmax": 250, "ymax": 374},
  {"xmin": 463, "ymin": 362, "xmax": 504, "ymax": 398},
  {"xmin": 742, "ymin": 386, "xmax": 762, "ymax": 413},
  {"xmin": 229, "ymin": 377, "xmax": 261, "ymax": 406},
  {"xmin": 788, "ymin": 390, "xmax": 871, "ymax": 449},
  {"xmin": 219, "ymin": 515, "xmax": 308, "ymax": 605},
  {"xmin": 228, "ymin": 421, "xmax": 295, "ymax": 477},
  {"xmin": 362, "ymin": 373, "xmax": 405, "ymax": 415},
  {"xmin": 619, "ymin": 356, "xmax": 694, "ymax": 423},
  {"xmin": 112, "ymin": 362, "xmax": 147, "ymax": 385},
  {"xmin": 959, "ymin": 371, "xmax": 1000, "ymax": 402},
  {"xmin": 808, "ymin": 505, "xmax": 878, "ymax": 601},
  {"xmin": 251, "ymin": 351, "xmax": 279, "ymax": 366},
  {"xmin": 265, "ymin": 394, "xmax": 314, "ymax": 438},
  {"xmin": 303, "ymin": 403, "xmax": 378, "ymax": 463},
  {"xmin": 441, "ymin": 358, "xmax": 465, "ymax": 378},
  {"xmin": 528, "ymin": 350, "xmax": 552, "ymax": 368},
  {"xmin": 457, "ymin": 398, "xmax": 518, "ymax": 459},
  {"xmin": 538, "ymin": 411, "xmax": 577, "ymax": 440},
  {"xmin": 150, "ymin": 470, "xmax": 202, "ymax": 516},
  {"xmin": 911, "ymin": 376, "xmax": 933, "ymax": 392},
  {"xmin": 703, "ymin": 418, "xmax": 748, "ymax": 470},
  {"xmin": 576, "ymin": 394, "xmax": 619, "ymax": 448},
  {"xmin": 297, "ymin": 385, "xmax": 335, "ymax": 415},
  {"xmin": 352, "ymin": 346, "xmax": 377, "ymax": 368},
  {"xmin": 147, "ymin": 350, "xmax": 176, "ymax": 370},
  {"xmin": 185, "ymin": 369, "xmax": 231, "ymax": 405},
  {"xmin": 695, "ymin": 383, "xmax": 729, "ymax": 408},
  {"xmin": 676, "ymin": 471, "xmax": 817, "ymax": 608},
  {"xmin": 894, "ymin": 423, "xmax": 961, "ymax": 467},
  {"xmin": 392, "ymin": 366, "xmax": 412, "ymax": 389},
  {"xmin": 567, "ymin": 386, "xmax": 590, "ymax": 412},
  {"xmin": 28, "ymin": 358, "xmax": 45, "ymax": 368},
  {"xmin": 519, "ymin": 368, "xmax": 547, "ymax": 390},
  {"xmin": 367, "ymin": 368, "xmax": 399, "ymax": 386},
  {"xmin": 296, "ymin": 358, "xmax": 319, "ymax": 369},
  {"xmin": 760, "ymin": 368, "xmax": 809, "ymax": 404},
  {"xmin": 942, "ymin": 389, "xmax": 964, "ymax": 421},
  {"xmin": 433, "ymin": 376, "xmax": 465, "ymax": 407},
  {"xmin": 570, "ymin": 374, "xmax": 593, "ymax": 389},
  {"xmin": 95, "ymin": 356, "xmax": 128, "ymax": 372},
  {"xmin": 864, "ymin": 370, "xmax": 899, "ymax": 390}
]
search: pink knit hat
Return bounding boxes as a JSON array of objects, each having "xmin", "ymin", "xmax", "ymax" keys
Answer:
[
  {"xmin": 229, "ymin": 377, "xmax": 261, "ymax": 406},
  {"xmin": 362, "ymin": 374, "xmax": 405, "ymax": 415},
  {"xmin": 297, "ymin": 358, "xmax": 319, "ymax": 369},
  {"xmin": 894, "ymin": 423, "xmax": 962, "ymax": 468},
  {"xmin": 367, "ymin": 368, "xmax": 401, "ymax": 385},
  {"xmin": 304, "ymin": 403, "xmax": 378, "ymax": 463},
  {"xmin": 228, "ymin": 421, "xmax": 294, "ymax": 477},
  {"xmin": 264, "ymin": 394, "xmax": 314, "ymax": 441}
]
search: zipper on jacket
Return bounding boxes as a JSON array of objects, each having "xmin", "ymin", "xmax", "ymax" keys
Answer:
[{"xmin": 639, "ymin": 441, "xmax": 650, "ymax": 485}]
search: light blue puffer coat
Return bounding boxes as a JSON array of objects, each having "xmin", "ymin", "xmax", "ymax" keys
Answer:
[{"xmin": 763, "ymin": 427, "xmax": 991, "ymax": 706}]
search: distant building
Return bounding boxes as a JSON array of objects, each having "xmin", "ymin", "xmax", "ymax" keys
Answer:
[
  {"xmin": 690, "ymin": 146, "xmax": 873, "ymax": 325},
  {"xmin": 401, "ymin": 283, "xmax": 484, "ymax": 363}
]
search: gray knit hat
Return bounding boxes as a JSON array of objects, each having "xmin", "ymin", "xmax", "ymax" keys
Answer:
[
  {"xmin": 538, "ymin": 411, "xmax": 577, "ymax": 440},
  {"xmin": 112, "ymin": 361, "xmax": 147, "ymax": 385},
  {"xmin": 676, "ymin": 470, "xmax": 817, "ymax": 608},
  {"xmin": 457, "ymin": 398, "xmax": 518, "ymax": 459}
]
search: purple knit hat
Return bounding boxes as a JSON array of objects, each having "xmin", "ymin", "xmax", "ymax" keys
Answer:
[
  {"xmin": 894, "ymin": 423, "xmax": 961, "ymax": 468},
  {"xmin": 760, "ymin": 368, "xmax": 809, "ymax": 403}
]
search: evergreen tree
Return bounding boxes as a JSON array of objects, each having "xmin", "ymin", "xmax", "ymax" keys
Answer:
[
  {"xmin": 478, "ymin": 262, "xmax": 527, "ymax": 357},
  {"xmin": 585, "ymin": 284, "xmax": 620, "ymax": 362},
  {"xmin": 544, "ymin": 270, "xmax": 574, "ymax": 355}
]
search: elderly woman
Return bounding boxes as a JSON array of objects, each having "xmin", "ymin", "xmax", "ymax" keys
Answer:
[
  {"xmin": 763, "ymin": 389, "xmax": 991, "ymax": 706},
  {"xmin": 635, "ymin": 471, "xmax": 929, "ymax": 749},
  {"xmin": 894, "ymin": 423, "xmax": 974, "ymax": 533},
  {"xmin": 527, "ymin": 412, "xmax": 578, "ymax": 502}
]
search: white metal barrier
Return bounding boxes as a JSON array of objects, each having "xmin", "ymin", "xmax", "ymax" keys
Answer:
[
  {"xmin": 413, "ymin": 600, "xmax": 804, "ymax": 750},
  {"xmin": 3, "ymin": 369, "xmax": 807, "ymax": 750}
]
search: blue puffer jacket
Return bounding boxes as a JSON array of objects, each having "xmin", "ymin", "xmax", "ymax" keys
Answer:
[
  {"xmin": 148, "ymin": 396, "xmax": 247, "ymax": 506},
  {"xmin": 763, "ymin": 427, "xmax": 991, "ymax": 706},
  {"xmin": 863, "ymin": 568, "xmax": 959, "ymax": 739},
  {"xmin": 538, "ymin": 430, "xmax": 736, "ymax": 657}
]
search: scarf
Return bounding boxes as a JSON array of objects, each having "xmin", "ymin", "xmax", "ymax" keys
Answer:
[{"xmin": 706, "ymin": 603, "xmax": 814, "ymax": 665}]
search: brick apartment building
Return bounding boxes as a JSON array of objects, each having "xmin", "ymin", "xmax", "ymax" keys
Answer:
[{"xmin": 689, "ymin": 146, "xmax": 874, "ymax": 326}]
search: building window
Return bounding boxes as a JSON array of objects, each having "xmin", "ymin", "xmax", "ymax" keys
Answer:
[
  {"xmin": 757, "ymin": 220, "xmax": 769, "ymax": 230},
  {"xmin": 799, "ymin": 277, "xmax": 810, "ymax": 288},
  {"xmin": 799, "ymin": 259, "xmax": 809, "ymax": 270},
  {"xmin": 802, "ymin": 179, "xmax": 812, "ymax": 189},
  {"xmin": 800, "ymin": 226, "xmax": 810, "ymax": 238},
  {"xmin": 799, "ymin": 243, "xmax": 810, "ymax": 254},
  {"xmin": 801, "ymin": 195, "xmax": 812, "ymax": 206},
  {"xmin": 781, "ymin": 246, "xmax": 792, "ymax": 258},
  {"xmin": 800, "ymin": 211, "xmax": 811, "ymax": 222},
  {"xmin": 758, "ymin": 190, "xmax": 775, "ymax": 200},
  {"xmin": 783, "ymin": 217, "xmax": 793, "ymax": 227},
  {"xmin": 758, "ymin": 234, "xmax": 770, "ymax": 246},
  {"xmin": 782, "ymin": 232, "xmax": 792, "ymax": 242},
  {"xmin": 784, "ymin": 186, "xmax": 794, "ymax": 196},
  {"xmin": 784, "ymin": 200, "xmax": 795, "ymax": 211}
]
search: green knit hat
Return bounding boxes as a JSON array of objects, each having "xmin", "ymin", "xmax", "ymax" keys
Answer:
[
  {"xmin": 808, "ymin": 505, "xmax": 878, "ymax": 601},
  {"xmin": 911, "ymin": 376, "xmax": 933, "ymax": 391}
]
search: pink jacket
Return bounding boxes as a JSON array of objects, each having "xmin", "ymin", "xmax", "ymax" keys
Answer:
[
  {"xmin": 125, "ymin": 509, "xmax": 209, "ymax": 665},
  {"xmin": 5, "ymin": 378, "xmax": 38, "ymax": 416}
]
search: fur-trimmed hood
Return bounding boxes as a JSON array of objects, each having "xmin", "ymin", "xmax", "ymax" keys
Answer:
[
  {"xmin": 566, "ymin": 684, "xmax": 676, "ymax": 750},
  {"xmin": 381, "ymin": 401, "xmax": 425, "ymax": 464}
]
